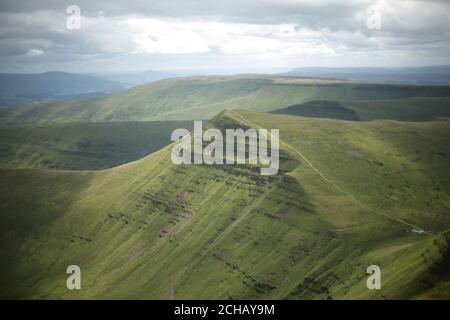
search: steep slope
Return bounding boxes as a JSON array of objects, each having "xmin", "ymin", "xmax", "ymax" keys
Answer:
[
  {"xmin": 3, "ymin": 75, "xmax": 450, "ymax": 123},
  {"xmin": 0, "ymin": 110, "xmax": 449, "ymax": 299},
  {"xmin": 0, "ymin": 121, "xmax": 192, "ymax": 170}
]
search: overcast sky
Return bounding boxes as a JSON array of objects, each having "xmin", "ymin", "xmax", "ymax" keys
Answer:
[{"xmin": 0, "ymin": 0, "xmax": 449, "ymax": 73}]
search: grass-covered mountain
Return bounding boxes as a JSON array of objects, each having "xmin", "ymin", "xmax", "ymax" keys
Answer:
[
  {"xmin": 3, "ymin": 75, "xmax": 450, "ymax": 123},
  {"xmin": 0, "ymin": 72, "xmax": 123, "ymax": 107},
  {"xmin": 1, "ymin": 110, "xmax": 449, "ymax": 299},
  {"xmin": 0, "ymin": 121, "xmax": 192, "ymax": 170}
]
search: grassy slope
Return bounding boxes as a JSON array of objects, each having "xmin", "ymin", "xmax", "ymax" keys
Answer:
[
  {"xmin": 341, "ymin": 97, "xmax": 450, "ymax": 121},
  {"xmin": 0, "ymin": 121, "xmax": 192, "ymax": 170},
  {"xmin": 3, "ymin": 76, "xmax": 450, "ymax": 123},
  {"xmin": 0, "ymin": 110, "xmax": 449, "ymax": 299}
]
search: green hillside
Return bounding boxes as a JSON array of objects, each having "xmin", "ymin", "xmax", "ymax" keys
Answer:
[
  {"xmin": 3, "ymin": 76, "xmax": 450, "ymax": 123},
  {"xmin": 0, "ymin": 110, "xmax": 449, "ymax": 299},
  {"xmin": 271, "ymin": 100, "xmax": 361, "ymax": 120},
  {"xmin": 342, "ymin": 97, "xmax": 450, "ymax": 121},
  {"xmin": 0, "ymin": 121, "xmax": 192, "ymax": 170}
]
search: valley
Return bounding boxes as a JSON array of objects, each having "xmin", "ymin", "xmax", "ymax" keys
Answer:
[{"xmin": 0, "ymin": 121, "xmax": 193, "ymax": 170}]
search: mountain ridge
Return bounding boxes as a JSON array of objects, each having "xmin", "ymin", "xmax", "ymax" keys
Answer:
[
  {"xmin": 0, "ymin": 109, "xmax": 449, "ymax": 299},
  {"xmin": 3, "ymin": 75, "xmax": 450, "ymax": 123}
]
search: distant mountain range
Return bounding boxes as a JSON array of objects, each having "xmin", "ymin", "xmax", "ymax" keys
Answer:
[
  {"xmin": 3, "ymin": 75, "xmax": 450, "ymax": 123},
  {"xmin": 0, "ymin": 71, "xmax": 124, "ymax": 107},
  {"xmin": 3, "ymin": 67, "xmax": 449, "ymax": 107},
  {"xmin": 284, "ymin": 66, "xmax": 450, "ymax": 86}
]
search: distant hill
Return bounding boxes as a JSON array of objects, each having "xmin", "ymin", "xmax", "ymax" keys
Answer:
[
  {"xmin": 271, "ymin": 100, "xmax": 361, "ymax": 121},
  {"xmin": 90, "ymin": 70, "xmax": 178, "ymax": 88},
  {"xmin": 0, "ymin": 71, "xmax": 123, "ymax": 107},
  {"xmin": 284, "ymin": 66, "xmax": 450, "ymax": 86},
  {"xmin": 3, "ymin": 75, "xmax": 450, "ymax": 123}
]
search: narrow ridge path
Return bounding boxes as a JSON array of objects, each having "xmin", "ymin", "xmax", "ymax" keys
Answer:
[{"xmin": 229, "ymin": 110, "xmax": 428, "ymax": 234}]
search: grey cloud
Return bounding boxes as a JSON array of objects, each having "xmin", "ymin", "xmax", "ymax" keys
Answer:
[{"xmin": 0, "ymin": 0, "xmax": 449, "ymax": 72}]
